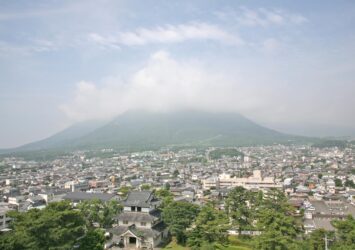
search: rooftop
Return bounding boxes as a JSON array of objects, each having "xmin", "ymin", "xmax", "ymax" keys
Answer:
[
  {"xmin": 122, "ymin": 191, "xmax": 160, "ymax": 208},
  {"xmin": 63, "ymin": 192, "xmax": 116, "ymax": 202}
]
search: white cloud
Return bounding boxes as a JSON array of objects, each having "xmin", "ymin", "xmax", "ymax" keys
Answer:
[
  {"xmin": 0, "ymin": 37, "xmax": 65, "ymax": 56},
  {"xmin": 217, "ymin": 7, "xmax": 308, "ymax": 27},
  {"xmin": 88, "ymin": 22, "xmax": 244, "ymax": 48},
  {"xmin": 60, "ymin": 50, "xmax": 355, "ymax": 129},
  {"xmin": 289, "ymin": 14, "xmax": 308, "ymax": 25},
  {"xmin": 87, "ymin": 33, "xmax": 121, "ymax": 50},
  {"xmin": 60, "ymin": 50, "xmax": 261, "ymax": 122}
]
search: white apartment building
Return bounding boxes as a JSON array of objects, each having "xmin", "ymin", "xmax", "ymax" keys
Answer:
[
  {"xmin": 64, "ymin": 180, "xmax": 89, "ymax": 192},
  {"xmin": 202, "ymin": 170, "xmax": 282, "ymax": 190}
]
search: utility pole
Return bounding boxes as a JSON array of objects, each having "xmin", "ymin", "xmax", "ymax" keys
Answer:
[{"xmin": 324, "ymin": 234, "xmax": 328, "ymax": 250}]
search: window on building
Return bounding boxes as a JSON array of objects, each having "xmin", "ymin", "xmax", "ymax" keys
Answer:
[
  {"xmin": 131, "ymin": 206, "xmax": 135, "ymax": 211},
  {"xmin": 137, "ymin": 207, "xmax": 142, "ymax": 212},
  {"xmin": 141, "ymin": 222, "xmax": 146, "ymax": 226}
]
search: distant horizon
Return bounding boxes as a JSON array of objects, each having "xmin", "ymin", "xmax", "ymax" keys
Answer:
[{"xmin": 1, "ymin": 0, "xmax": 355, "ymax": 148}]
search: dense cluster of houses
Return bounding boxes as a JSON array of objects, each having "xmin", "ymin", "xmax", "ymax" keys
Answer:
[{"xmin": 0, "ymin": 144, "xmax": 354, "ymax": 247}]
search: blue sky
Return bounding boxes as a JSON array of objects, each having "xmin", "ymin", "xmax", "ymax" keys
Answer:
[{"xmin": 0, "ymin": 0, "xmax": 355, "ymax": 148}]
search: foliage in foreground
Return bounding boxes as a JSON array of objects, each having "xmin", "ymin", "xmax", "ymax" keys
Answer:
[
  {"xmin": 77, "ymin": 198, "xmax": 122, "ymax": 228},
  {"xmin": 0, "ymin": 201, "xmax": 86, "ymax": 250},
  {"xmin": 164, "ymin": 187, "xmax": 355, "ymax": 250},
  {"xmin": 0, "ymin": 200, "xmax": 110, "ymax": 250},
  {"xmin": 1, "ymin": 188, "xmax": 355, "ymax": 250},
  {"xmin": 163, "ymin": 200, "xmax": 200, "ymax": 245},
  {"xmin": 187, "ymin": 203, "xmax": 230, "ymax": 249}
]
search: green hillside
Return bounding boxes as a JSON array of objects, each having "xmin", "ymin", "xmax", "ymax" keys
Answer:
[
  {"xmin": 2, "ymin": 110, "xmax": 316, "ymax": 154},
  {"xmin": 69, "ymin": 111, "xmax": 307, "ymax": 150}
]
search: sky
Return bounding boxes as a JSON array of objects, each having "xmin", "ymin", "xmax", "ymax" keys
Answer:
[{"xmin": 1, "ymin": 0, "xmax": 355, "ymax": 148}]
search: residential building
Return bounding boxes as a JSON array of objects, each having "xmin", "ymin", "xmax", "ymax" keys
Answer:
[{"xmin": 110, "ymin": 191, "xmax": 168, "ymax": 249}]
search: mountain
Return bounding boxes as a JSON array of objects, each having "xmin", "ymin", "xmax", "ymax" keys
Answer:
[
  {"xmin": 6, "ymin": 120, "xmax": 107, "ymax": 152},
  {"xmin": 3, "ymin": 110, "xmax": 313, "ymax": 154}
]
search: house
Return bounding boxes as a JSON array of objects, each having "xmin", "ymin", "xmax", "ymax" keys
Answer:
[
  {"xmin": 8, "ymin": 196, "xmax": 25, "ymax": 206},
  {"xmin": 303, "ymin": 199, "xmax": 355, "ymax": 234},
  {"xmin": 347, "ymin": 190, "xmax": 355, "ymax": 205},
  {"xmin": 0, "ymin": 205, "xmax": 11, "ymax": 232},
  {"xmin": 63, "ymin": 192, "xmax": 116, "ymax": 206},
  {"xmin": 110, "ymin": 191, "xmax": 168, "ymax": 249},
  {"xmin": 38, "ymin": 189, "xmax": 68, "ymax": 204},
  {"xmin": 26, "ymin": 196, "xmax": 46, "ymax": 210}
]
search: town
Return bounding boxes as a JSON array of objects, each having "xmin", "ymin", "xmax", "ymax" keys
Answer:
[{"xmin": 0, "ymin": 144, "xmax": 354, "ymax": 249}]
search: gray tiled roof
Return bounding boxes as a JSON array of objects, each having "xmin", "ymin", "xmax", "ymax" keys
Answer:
[
  {"xmin": 313, "ymin": 218, "xmax": 335, "ymax": 231},
  {"xmin": 63, "ymin": 192, "xmax": 115, "ymax": 202},
  {"xmin": 111, "ymin": 222, "xmax": 166, "ymax": 238},
  {"xmin": 117, "ymin": 210, "xmax": 161, "ymax": 222},
  {"xmin": 122, "ymin": 191, "xmax": 160, "ymax": 208}
]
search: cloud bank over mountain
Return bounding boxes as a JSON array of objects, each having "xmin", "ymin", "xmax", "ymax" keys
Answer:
[
  {"xmin": 60, "ymin": 50, "xmax": 257, "ymax": 121},
  {"xmin": 60, "ymin": 50, "xmax": 355, "ymax": 132}
]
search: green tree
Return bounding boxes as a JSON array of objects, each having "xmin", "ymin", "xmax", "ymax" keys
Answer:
[
  {"xmin": 335, "ymin": 178, "xmax": 343, "ymax": 187},
  {"xmin": 155, "ymin": 188, "xmax": 174, "ymax": 208},
  {"xmin": 209, "ymin": 148, "xmax": 243, "ymax": 160},
  {"xmin": 78, "ymin": 229, "xmax": 105, "ymax": 250},
  {"xmin": 162, "ymin": 201, "xmax": 200, "ymax": 244},
  {"xmin": 155, "ymin": 188, "xmax": 173, "ymax": 199},
  {"xmin": 252, "ymin": 189, "xmax": 302, "ymax": 250},
  {"xmin": 253, "ymin": 229, "xmax": 301, "ymax": 250},
  {"xmin": 0, "ymin": 201, "xmax": 86, "ymax": 250},
  {"xmin": 102, "ymin": 199, "xmax": 122, "ymax": 228},
  {"xmin": 77, "ymin": 199, "xmax": 121, "ymax": 228},
  {"xmin": 262, "ymin": 188, "xmax": 292, "ymax": 214},
  {"xmin": 332, "ymin": 215, "xmax": 355, "ymax": 249},
  {"xmin": 254, "ymin": 208, "xmax": 302, "ymax": 250},
  {"xmin": 186, "ymin": 227, "xmax": 204, "ymax": 250},
  {"xmin": 344, "ymin": 179, "xmax": 355, "ymax": 188},
  {"xmin": 141, "ymin": 184, "xmax": 151, "ymax": 190},
  {"xmin": 200, "ymin": 241, "xmax": 216, "ymax": 250},
  {"xmin": 77, "ymin": 199, "xmax": 102, "ymax": 227},
  {"xmin": 118, "ymin": 186, "xmax": 132, "ymax": 197},
  {"xmin": 306, "ymin": 229, "xmax": 334, "ymax": 250},
  {"xmin": 225, "ymin": 186, "xmax": 252, "ymax": 234},
  {"xmin": 187, "ymin": 203, "xmax": 230, "ymax": 249},
  {"xmin": 173, "ymin": 170, "xmax": 179, "ymax": 178}
]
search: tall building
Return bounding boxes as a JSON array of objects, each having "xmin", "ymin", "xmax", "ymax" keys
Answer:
[{"xmin": 111, "ymin": 191, "xmax": 168, "ymax": 249}]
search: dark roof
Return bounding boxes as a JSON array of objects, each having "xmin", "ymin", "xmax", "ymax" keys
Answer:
[
  {"xmin": 174, "ymin": 196, "xmax": 193, "ymax": 203},
  {"xmin": 40, "ymin": 188, "xmax": 68, "ymax": 195},
  {"xmin": 117, "ymin": 210, "xmax": 161, "ymax": 223},
  {"xmin": 111, "ymin": 222, "xmax": 166, "ymax": 238},
  {"xmin": 27, "ymin": 196, "xmax": 45, "ymax": 201},
  {"xmin": 122, "ymin": 191, "xmax": 160, "ymax": 208},
  {"xmin": 63, "ymin": 192, "xmax": 116, "ymax": 202}
]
